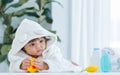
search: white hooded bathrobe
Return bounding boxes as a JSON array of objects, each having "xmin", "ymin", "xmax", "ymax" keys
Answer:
[{"xmin": 8, "ymin": 19, "xmax": 81, "ymax": 72}]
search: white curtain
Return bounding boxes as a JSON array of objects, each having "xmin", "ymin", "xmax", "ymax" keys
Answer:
[
  {"xmin": 110, "ymin": 0, "xmax": 120, "ymax": 57},
  {"xmin": 70, "ymin": 0, "xmax": 110, "ymax": 68}
]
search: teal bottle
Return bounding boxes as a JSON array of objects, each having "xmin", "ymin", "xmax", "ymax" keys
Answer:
[{"xmin": 100, "ymin": 48, "xmax": 111, "ymax": 72}]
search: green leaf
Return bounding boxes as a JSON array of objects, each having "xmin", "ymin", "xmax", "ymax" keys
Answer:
[
  {"xmin": 42, "ymin": 0, "xmax": 63, "ymax": 8},
  {"xmin": 48, "ymin": 30, "xmax": 56, "ymax": 34},
  {"xmin": 0, "ymin": 0, "xmax": 2, "ymax": 6},
  {"xmin": 3, "ymin": 26, "xmax": 13, "ymax": 44},
  {"xmin": 37, "ymin": 0, "xmax": 49, "ymax": 9},
  {"xmin": 5, "ymin": 0, "xmax": 39, "ymax": 14},
  {"xmin": 24, "ymin": 12, "xmax": 39, "ymax": 18},
  {"xmin": 1, "ymin": 0, "xmax": 13, "ymax": 6},
  {"xmin": 13, "ymin": 9, "xmax": 26, "ymax": 16},
  {"xmin": 9, "ymin": 33, "xmax": 15, "ymax": 40},
  {"xmin": 0, "ymin": 55, "xmax": 7, "ymax": 63},
  {"xmin": 1, "ymin": 44, "xmax": 11, "ymax": 55},
  {"xmin": 0, "ymin": 44, "xmax": 2, "ymax": 49},
  {"xmin": 42, "ymin": 8, "xmax": 53, "ymax": 24},
  {"xmin": 13, "ymin": 7, "xmax": 39, "ymax": 17},
  {"xmin": 57, "ymin": 36, "xmax": 61, "ymax": 42},
  {"xmin": 45, "ymin": 17, "xmax": 53, "ymax": 24},
  {"xmin": 48, "ymin": 30, "xmax": 61, "ymax": 42},
  {"xmin": 7, "ymin": 0, "xmax": 28, "ymax": 7},
  {"xmin": 36, "ymin": 0, "xmax": 41, "ymax": 9},
  {"xmin": 0, "ymin": 44, "xmax": 2, "ymax": 54}
]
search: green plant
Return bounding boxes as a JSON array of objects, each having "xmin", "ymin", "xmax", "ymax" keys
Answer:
[{"xmin": 0, "ymin": 0, "xmax": 62, "ymax": 63}]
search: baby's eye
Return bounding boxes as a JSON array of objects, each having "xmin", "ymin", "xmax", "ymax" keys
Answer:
[
  {"xmin": 30, "ymin": 43, "xmax": 35, "ymax": 46},
  {"xmin": 39, "ymin": 40, "xmax": 43, "ymax": 43}
]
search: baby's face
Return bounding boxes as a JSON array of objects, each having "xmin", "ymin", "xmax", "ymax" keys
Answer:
[{"xmin": 23, "ymin": 37, "xmax": 46, "ymax": 57}]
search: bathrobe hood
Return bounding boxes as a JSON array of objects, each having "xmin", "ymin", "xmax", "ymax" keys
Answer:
[{"xmin": 9, "ymin": 18, "xmax": 57, "ymax": 55}]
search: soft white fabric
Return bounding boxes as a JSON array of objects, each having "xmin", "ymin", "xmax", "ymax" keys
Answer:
[{"xmin": 8, "ymin": 19, "xmax": 82, "ymax": 72}]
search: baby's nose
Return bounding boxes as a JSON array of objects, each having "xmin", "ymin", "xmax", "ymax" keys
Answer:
[{"xmin": 36, "ymin": 44, "xmax": 42, "ymax": 49}]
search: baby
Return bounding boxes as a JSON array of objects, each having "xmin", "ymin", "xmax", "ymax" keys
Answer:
[{"xmin": 8, "ymin": 19, "xmax": 81, "ymax": 72}]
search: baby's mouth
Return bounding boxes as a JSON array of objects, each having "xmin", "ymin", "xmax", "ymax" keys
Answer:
[{"xmin": 37, "ymin": 50, "xmax": 42, "ymax": 55}]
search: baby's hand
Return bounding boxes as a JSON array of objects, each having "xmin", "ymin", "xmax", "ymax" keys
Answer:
[
  {"xmin": 20, "ymin": 58, "xmax": 30, "ymax": 70},
  {"xmin": 34, "ymin": 59, "xmax": 49, "ymax": 70}
]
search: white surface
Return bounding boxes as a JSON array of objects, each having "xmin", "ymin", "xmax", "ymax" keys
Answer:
[{"xmin": 0, "ymin": 72, "xmax": 120, "ymax": 75}]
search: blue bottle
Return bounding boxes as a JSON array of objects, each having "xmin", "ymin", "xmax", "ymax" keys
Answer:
[{"xmin": 100, "ymin": 48, "xmax": 111, "ymax": 72}]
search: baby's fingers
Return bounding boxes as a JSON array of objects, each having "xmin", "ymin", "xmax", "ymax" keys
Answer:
[{"xmin": 34, "ymin": 62, "xmax": 44, "ymax": 70}]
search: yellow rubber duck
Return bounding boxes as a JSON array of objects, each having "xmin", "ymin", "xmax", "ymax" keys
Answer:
[
  {"xmin": 27, "ymin": 58, "xmax": 39, "ymax": 73},
  {"xmin": 85, "ymin": 65, "xmax": 99, "ymax": 72}
]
